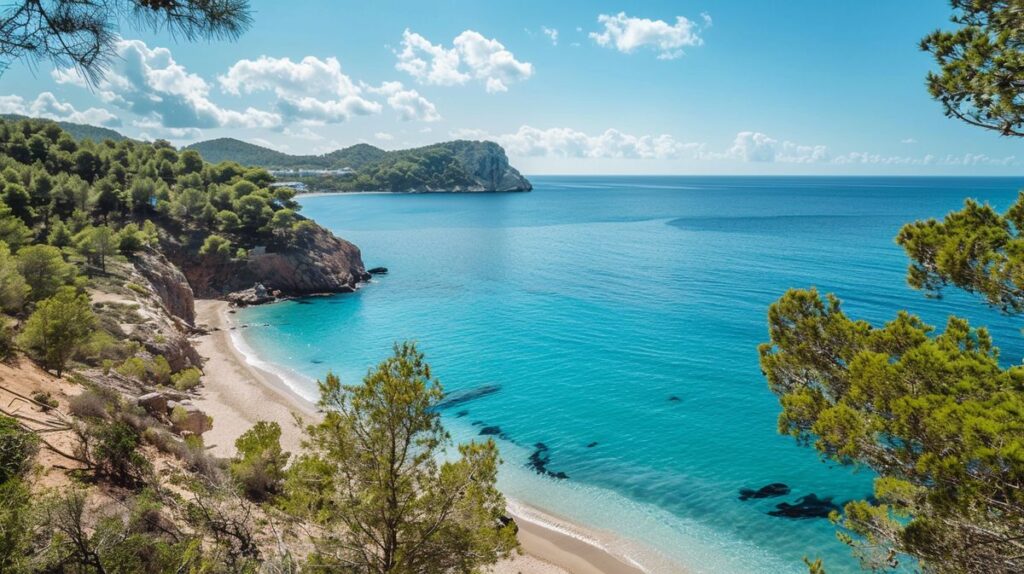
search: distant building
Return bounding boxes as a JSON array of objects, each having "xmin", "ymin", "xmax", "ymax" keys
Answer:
[
  {"xmin": 269, "ymin": 181, "xmax": 308, "ymax": 192},
  {"xmin": 268, "ymin": 167, "xmax": 355, "ymax": 178}
]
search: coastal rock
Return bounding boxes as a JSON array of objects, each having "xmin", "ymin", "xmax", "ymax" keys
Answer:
[
  {"xmin": 174, "ymin": 223, "xmax": 371, "ymax": 299},
  {"xmin": 134, "ymin": 249, "xmax": 196, "ymax": 326},
  {"xmin": 768, "ymin": 494, "xmax": 839, "ymax": 519},
  {"xmin": 739, "ymin": 483, "xmax": 791, "ymax": 501},
  {"xmin": 450, "ymin": 140, "xmax": 532, "ymax": 192},
  {"xmin": 170, "ymin": 404, "xmax": 213, "ymax": 436},
  {"xmin": 226, "ymin": 284, "xmax": 277, "ymax": 306},
  {"xmin": 136, "ymin": 392, "xmax": 167, "ymax": 415},
  {"xmin": 479, "ymin": 425, "xmax": 502, "ymax": 436},
  {"xmin": 367, "ymin": 266, "xmax": 388, "ymax": 275}
]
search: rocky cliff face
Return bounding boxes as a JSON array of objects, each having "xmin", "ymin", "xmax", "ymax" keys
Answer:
[
  {"xmin": 135, "ymin": 250, "xmax": 196, "ymax": 326},
  {"xmin": 173, "ymin": 223, "xmax": 371, "ymax": 299},
  {"xmin": 451, "ymin": 141, "xmax": 532, "ymax": 192}
]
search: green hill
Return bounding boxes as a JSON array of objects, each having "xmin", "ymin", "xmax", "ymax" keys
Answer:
[{"xmin": 0, "ymin": 114, "xmax": 127, "ymax": 142}]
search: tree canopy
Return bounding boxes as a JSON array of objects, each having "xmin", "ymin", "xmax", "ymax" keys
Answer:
[
  {"xmin": 922, "ymin": 0, "xmax": 1024, "ymax": 136},
  {"xmin": 0, "ymin": 0, "xmax": 251, "ymax": 81}
]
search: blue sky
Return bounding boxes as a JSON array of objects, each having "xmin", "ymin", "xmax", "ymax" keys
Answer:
[{"xmin": 2, "ymin": 0, "xmax": 1021, "ymax": 175}]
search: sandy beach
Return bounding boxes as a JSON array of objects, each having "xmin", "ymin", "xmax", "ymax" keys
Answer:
[{"xmin": 192, "ymin": 298, "xmax": 656, "ymax": 574}]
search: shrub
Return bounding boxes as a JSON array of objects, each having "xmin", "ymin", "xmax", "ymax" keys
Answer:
[
  {"xmin": 18, "ymin": 286, "xmax": 95, "ymax": 377},
  {"xmin": 171, "ymin": 367, "xmax": 202, "ymax": 391},
  {"xmin": 31, "ymin": 391, "xmax": 58, "ymax": 411},
  {"xmin": 93, "ymin": 420, "xmax": 151, "ymax": 485},
  {"xmin": 125, "ymin": 282, "xmax": 148, "ymax": 296},
  {"xmin": 115, "ymin": 357, "xmax": 147, "ymax": 380},
  {"xmin": 68, "ymin": 389, "xmax": 111, "ymax": 420},
  {"xmin": 0, "ymin": 317, "xmax": 14, "ymax": 361},
  {"xmin": 149, "ymin": 356, "xmax": 171, "ymax": 386},
  {"xmin": 0, "ymin": 415, "xmax": 39, "ymax": 483},
  {"xmin": 230, "ymin": 421, "xmax": 289, "ymax": 501}
]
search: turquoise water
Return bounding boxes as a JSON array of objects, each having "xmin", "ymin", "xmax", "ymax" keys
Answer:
[{"xmin": 237, "ymin": 176, "xmax": 1024, "ymax": 573}]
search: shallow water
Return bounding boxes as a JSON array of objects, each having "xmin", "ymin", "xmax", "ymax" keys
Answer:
[{"xmin": 237, "ymin": 176, "xmax": 1024, "ymax": 573}]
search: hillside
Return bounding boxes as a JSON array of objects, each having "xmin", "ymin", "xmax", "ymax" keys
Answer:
[
  {"xmin": 0, "ymin": 113, "xmax": 127, "ymax": 142},
  {"xmin": 186, "ymin": 137, "xmax": 532, "ymax": 192}
]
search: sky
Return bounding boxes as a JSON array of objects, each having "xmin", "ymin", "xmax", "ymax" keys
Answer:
[{"xmin": 1, "ymin": 0, "xmax": 1021, "ymax": 175}]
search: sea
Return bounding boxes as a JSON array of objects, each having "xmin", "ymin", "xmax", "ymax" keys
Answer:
[{"xmin": 235, "ymin": 176, "xmax": 1024, "ymax": 573}]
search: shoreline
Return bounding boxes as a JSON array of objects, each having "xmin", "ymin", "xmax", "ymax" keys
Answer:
[{"xmin": 192, "ymin": 299, "xmax": 657, "ymax": 574}]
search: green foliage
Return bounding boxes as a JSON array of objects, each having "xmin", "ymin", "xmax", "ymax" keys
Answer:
[
  {"xmin": 230, "ymin": 421, "xmax": 289, "ymax": 501},
  {"xmin": 0, "ymin": 479, "xmax": 33, "ymax": 573},
  {"xmin": 91, "ymin": 420, "xmax": 151, "ymax": 486},
  {"xmin": 74, "ymin": 224, "xmax": 119, "ymax": 272},
  {"xmin": 115, "ymin": 356, "xmax": 147, "ymax": 380},
  {"xmin": 897, "ymin": 193, "xmax": 1024, "ymax": 313},
  {"xmin": 15, "ymin": 243, "xmax": 75, "ymax": 301},
  {"xmin": 0, "ymin": 316, "xmax": 14, "ymax": 360},
  {"xmin": 199, "ymin": 234, "xmax": 233, "ymax": 258},
  {"xmin": 291, "ymin": 342, "xmax": 517, "ymax": 573},
  {"xmin": 0, "ymin": 242, "xmax": 28, "ymax": 313},
  {"xmin": 760, "ymin": 288, "xmax": 1024, "ymax": 572},
  {"xmin": 18, "ymin": 286, "xmax": 95, "ymax": 376},
  {"xmin": 921, "ymin": 1, "xmax": 1024, "ymax": 136},
  {"xmin": 0, "ymin": 415, "xmax": 39, "ymax": 483},
  {"xmin": 172, "ymin": 367, "xmax": 202, "ymax": 391}
]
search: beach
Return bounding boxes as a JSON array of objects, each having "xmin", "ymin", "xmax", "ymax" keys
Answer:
[{"xmin": 192, "ymin": 299, "xmax": 649, "ymax": 574}]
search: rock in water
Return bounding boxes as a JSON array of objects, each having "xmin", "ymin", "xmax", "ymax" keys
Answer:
[
  {"xmin": 367, "ymin": 267, "xmax": 388, "ymax": 275},
  {"xmin": 527, "ymin": 443, "xmax": 569, "ymax": 480},
  {"xmin": 479, "ymin": 426, "xmax": 502, "ymax": 436},
  {"xmin": 433, "ymin": 384, "xmax": 501, "ymax": 410},
  {"xmin": 768, "ymin": 494, "xmax": 839, "ymax": 519},
  {"xmin": 739, "ymin": 483, "xmax": 791, "ymax": 501}
]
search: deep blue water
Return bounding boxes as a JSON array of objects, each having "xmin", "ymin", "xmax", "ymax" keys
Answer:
[{"xmin": 237, "ymin": 176, "xmax": 1024, "ymax": 573}]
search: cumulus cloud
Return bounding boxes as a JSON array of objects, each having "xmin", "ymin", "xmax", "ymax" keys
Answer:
[
  {"xmin": 219, "ymin": 55, "xmax": 380, "ymax": 123},
  {"xmin": 52, "ymin": 40, "xmax": 279, "ymax": 129},
  {"xmin": 590, "ymin": 12, "xmax": 707, "ymax": 60},
  {"xmin": 396, "ymin": 29, "xmax": 533, "ymax": 92},
  {"xmin": 374, "ymin": 132, "xmax": 394, "ymax": 141},
  {"xmin": 721, "ymin": 131, "xmax": 829, "ymax": 163},
  {"xmin": 365, "ymin": 81, "xmax": 440, "ymax": 122},
  {"xmin": 454, "ymin": 125, "xmax": 703, "ymax": 159},
  {"xmin": 0, "ymin": 92, "xmax": 120, "ymax": 126},
  {"xmin": 542, "ymin": 26, "xmax": 559, "ymax": 46}
]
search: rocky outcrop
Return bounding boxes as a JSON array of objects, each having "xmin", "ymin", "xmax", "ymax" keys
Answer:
[
  {"xmin": 450, "ymin": 140, "xmax": 532, "ymax": 192},
  {"xmin": 135, "ymin": 250, "xmax": 197, "ymax": 325},
  {"xmin": 174, "ymin": 223, "xmax": 371, "ymax": 299}
]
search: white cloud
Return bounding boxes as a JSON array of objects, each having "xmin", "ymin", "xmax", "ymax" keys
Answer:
[
  {"xmin": 131, "ymin": 118, "xmax": 201, "ymax": 140},
  {"xmin": 590, "ymin": 12, "xmax": 707, "ymax": 60},
  {"xmin": 542, "ymin": 26, "xmax": 559, "ymax": 46},
  {"xmin": 717, "ymin": 131, "xmax": 829, "ymax": 163},
  {"xmin": 396, "ymin": 29, "xmax": 533, "ymax": 92},
  {"xmin": 52, "ymin": 39, "xmax": 280, "ymax": 129},
  {"xmin": 365, "ymin": 81, "xmax": 440, "ymax": 122},
  {"xmin": 374, "ymin": 132, "xmax": 394, "ymax": 141},
  {"xmin": 219, "ymin": 55, "xmax": 380, "ymax": 124},
  {"xmin": 0, "ymin": 92, "xmax": 120, "ymax": 126},
  {"xmin": 283, "ymin": 126, "xmax": 325, "ymax": 141},
  {"xmin": 455, "ymin": 125, "xmax": 704, "ymax": 159}
]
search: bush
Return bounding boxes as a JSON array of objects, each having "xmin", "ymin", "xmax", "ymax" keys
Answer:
[
  {"xmin": 31, "ymin": 391, "xmax": 58, "ymax": 411},
  {"xmin": 171, "ymin": 367, "xmax": 202, "ymax": 391},
  {"xmin": 149, "ymin": 356, "xmax": 171, "ymax": 386},
  {"xmin": 18, "ymin": 286, "xmax": 95, "ymax": 377},
  {"xmin": 125, "ymin": 282, "xmax": 148, "ymax": 296},
  {"xmin": 115, "ymin": 357, "xmax": 147, "ymax": 380},
  {"xmin": 0, "ymin": 317, "xmax": 14, "ymax": 361},
  {"xmin": 93, "ymin": 420, "xmax": 151, "ymax": 485},
  {"xmin": 68, "ymin": 389, "xmax": 112, "ymax": 420},
  {"xmin": 0, "ymin": 416, "xmax": 39, "ymax": 483},
  {"xmin": 230, "ymin": 421, "xmax": 289, "ymax": 501}
]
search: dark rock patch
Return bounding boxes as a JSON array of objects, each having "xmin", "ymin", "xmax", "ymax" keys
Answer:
[
  {"xmin": 479, "ymin": 426, "xmax": 502, "ymax": 436},
  {"xmin": 434, "ymin": 384, "xmax": 501, "ymax": 411},
  {"xmin": 311, "ymin": 359, "xmax": 324, "ymax": 364},
  {"xmin": 668, "ymin": 396, "xmax": 682, "ymax": 402},
  {"xmin": 455, "ymin": 410, "xmax": 469, "ymax": 418},
  {"xmin": 471, "ymin": 420, "xmax": 484, "ymax": 427},
  {"xmin": 367, "ymin": 267, "xmax": 389, "ymax": 275},
  {"xmin": 768, "ymin": 494, "xmax": 839, "ymax": 519},
  {"xmin": 739, "ymin": 483, "xmax": 791, "ymax": 501},
  {"xmin": 527, "ymin": 443, "xmax": 569, "ymax": 480},
  {"xmin": 586, "ymin": 441, "xmax": 599, "ymax": 448}
]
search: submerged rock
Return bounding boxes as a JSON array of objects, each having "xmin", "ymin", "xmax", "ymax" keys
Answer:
[
  {"xmin": 434, "ymin": 384, "xmax": 501, "ymax": 410},
  {"xmin": 586, "ymin": 441, "xmax": 599, "ymax": 448},
  {"xmin": 527, "ymin": 442, "xmax": 569, "ymax": 480},
  {"xmin": 768, "ymin": 494, "xmax": 839, "ymax": 519},
  {"xmin": 479, "ymin": 426, "xmax": 502, "ymax": 436},
  {"xmin": 455, "ymin": 410, "xmax": 469, "ymax": 418},
  {"xmin": 668, "ymin": 396, "xmax": 682, "ymax": 402},
  {"xmin": 739, "ymin": 483, "xmax": 791, "ymax": 501},
  {"xmin": 367, "ymin": 267, "xmax": 388, "ymax": 275}
]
